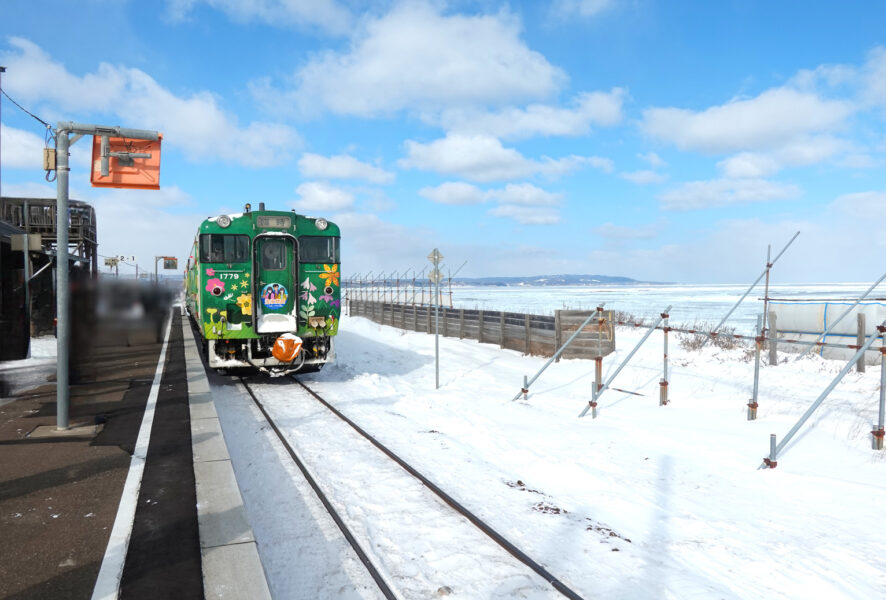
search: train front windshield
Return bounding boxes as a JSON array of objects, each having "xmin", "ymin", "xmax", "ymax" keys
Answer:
[
  {"xmin": 299, "ymin": 236, "xmax": 340, "ymax": 263},
  {"xmin": 200, "ymin": 234, "xmax": 249, "ymax": 263}
]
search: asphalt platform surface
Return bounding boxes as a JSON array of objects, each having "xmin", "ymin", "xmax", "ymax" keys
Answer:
[{"xmin": 0, "ymin": 310, "xmax": 202, "ymax": 599}]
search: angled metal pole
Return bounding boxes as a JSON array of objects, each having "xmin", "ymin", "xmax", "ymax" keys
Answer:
[
  {"xmin": 762, "ymin": 245, "xmax": 771, "ymax": 335},
  {"xmin": 512, "ymin": 306, "xmax": 602, "ymax": 402},
  {"xmin": 760, "ymin": 320, "xmax": 886, "ymax": 468},
  {"xmin": 793, "ymin": 270, "xmax": 886, "ymax": 361},
  {"xmin": 579, "ymin": 305, "xmax": 672, "ymax": 417},
  {"xmin": 702, "ymin": 231, "xmax": 799, "ymax": 347}
]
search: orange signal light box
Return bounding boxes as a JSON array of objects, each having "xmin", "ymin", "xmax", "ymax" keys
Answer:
[{"xmin": 90, "ymin": 134, "xmax": 162, "ymax": 190}]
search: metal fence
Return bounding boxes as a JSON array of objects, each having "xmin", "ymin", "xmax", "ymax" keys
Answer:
[{"xmin": 348, "ymin": 300, "xmax": 615, "ymax": 360}]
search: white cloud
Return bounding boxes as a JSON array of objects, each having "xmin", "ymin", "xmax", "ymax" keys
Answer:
[
  {"xmin": 277, "ymin": 2, "xmax": 565, "ymax": 117},
  {"xmin": 1, "ymin": 123, "xmax": 92, "ymax": 170},
  {"xmin": 620, "ymin": 170, "xmax": 667, "ymax": 185},
  {"xmin": 838, "ymin": 153, "xmax": 878, "ymax": 169},
  {"xmin": 86, "ymin": 186, "xmax": 203, "ymax": 271},
  {"xmin": 861, "ymin": 46, "xmax": 886, "ymax": 109},
  {"xmin": 641, "ymin": 87, "xmax": 853, "ymax": 154},
  {"xmin": 592, "ymin": 220, "xmax": 664, "ymax": 240},
  {"xmin": 399, "ymin": 133, "xmax": 610, "ymax": 182},
  {"xmin": 292, "ymin": 181, "xmax": 355, "ymax": 212},
  {"xmin": 165, "ymin": 0, "xmax": 353, "ymax": 35},
  {"xmin": 659, "ymin": 178, "xmax": 801, "ymax": 211},
  {"xmin": 0, "ymin": 181, "xmax": 57, "ymax": 198},
  {"xmin": 331, "ymin": 212, "xmax": 439, "ymax": 275},
  {"xmin": 420, "ymin": 181, "xmax": 562, "ymax": 224},
  {"xmin": 488, "ymin": 204, "xmax": 561, "ymax": 225},
  {"xmin": 553, "ymin": 0, "xmax": 615, "ymax": 18},
  {"xmin": 831, "ymin": 190, "xmax": 886, "ymax": 217},
  {"xmin": 434, "ymin": 88, "xmax": 625, "ymax": 140},
  {"xmin": 298, "ymin": 153, "xmax": 394, "ymax": 184},
  {"xmin": 1, "ymin": 124, "xmax": 48, "ymax": 169},
  {"xmin": 487, "ymin": 183, "xmax": 562, "ymax": 206},
  {"xmin": 716, "ymin": 153, "xmax": 781, "ymax": 178},
  {"xmin": 1, "ymin": 37, "xmax": 299, "ymax": 167},
  {"xmin": 638, "ymin": 152, "xmax": 666, "ymax": 168},
  {"xmin": 419, "ymin": 182, "xmax": 487, "ymax": 205},
  {"xmin": 717, "ymin": 136, "xmax": 847, "ymax": 178}
]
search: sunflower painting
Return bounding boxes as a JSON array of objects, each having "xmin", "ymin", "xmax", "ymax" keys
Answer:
[{"xmin": 318, "ymin": 264, "xmax": 340, "ymax": 287}]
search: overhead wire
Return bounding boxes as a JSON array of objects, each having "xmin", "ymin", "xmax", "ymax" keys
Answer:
[
  {"xmin": 0, "ymin": 85, "xmax": 52, "ymax": 129},
  {"xmin": 0, "ymin": 83, "xmax": 58, "ymax": 181}
]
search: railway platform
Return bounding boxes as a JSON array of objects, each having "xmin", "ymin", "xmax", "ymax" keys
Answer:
[{"xmin": 0, "ymin": 306, "xmax": 269, "ymax": 600}]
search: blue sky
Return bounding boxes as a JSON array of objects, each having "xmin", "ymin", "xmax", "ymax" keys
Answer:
[{"xmin": 2, "ymin": 0, "xmax": 885, "ymax": 283}]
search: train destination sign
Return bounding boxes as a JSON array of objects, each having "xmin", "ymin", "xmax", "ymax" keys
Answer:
[{"xmin": 256, "ymin": 216, "xmax": 291, "ymax": 229}]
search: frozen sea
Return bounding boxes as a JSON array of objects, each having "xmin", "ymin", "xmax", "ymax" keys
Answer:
[{"xmin": 443, "ymin": 282, "xmax": 885, "ymax": 333}]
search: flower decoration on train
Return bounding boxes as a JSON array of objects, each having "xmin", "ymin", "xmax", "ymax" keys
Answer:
[
  {"xmin": 205, "ymin": 267, "xmax": 215, "ymax": 276},
  {"xmin": 299, "ymin": 304, "xmax": 315, "ymax": 320},
  {"xmin": 301, "ymin": 277, "xmax": 317, "ymax": 292},
  {"xmin": 205, "ymin": 277, "xmax": 225, "ymax": 296},
  {"xmin": 236, "ymin": 293, "xmax": 252, "ymax": 316},
  {"xmin": 319, "ymin": 264, "xmax": 339, "ymax": 287}
]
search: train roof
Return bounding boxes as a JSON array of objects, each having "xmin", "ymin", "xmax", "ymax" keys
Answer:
[{"xmin": 198, "ymin": 209, "xmax": 340, "ymax": 237}]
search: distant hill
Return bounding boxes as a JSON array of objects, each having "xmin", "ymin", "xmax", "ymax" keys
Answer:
[{"xmin": 452, "ymin": 274, "xmax": 663, "ymax": 286}]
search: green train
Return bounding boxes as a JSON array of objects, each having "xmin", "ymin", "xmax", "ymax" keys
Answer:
[{"xmin": 185, "ymin": 203, "xmax": 340, "ymax": 374}]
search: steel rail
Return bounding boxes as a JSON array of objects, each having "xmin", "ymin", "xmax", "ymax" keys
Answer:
[
  {"xmin": 239, "ymin": 378, "xmax": 397, "ymax": 600},
  {"xmin": 292, "ymin": 378, "xmax": 586, "ymax": 600}
]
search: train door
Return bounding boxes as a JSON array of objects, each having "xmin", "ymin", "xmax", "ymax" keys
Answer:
[{"xmin": 254, "ymin": 235, "xmax": 297, "ymax": 333}]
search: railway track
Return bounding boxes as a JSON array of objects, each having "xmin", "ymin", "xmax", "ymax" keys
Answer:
[{"xmin": 239, "ymin": 376, "xmax": 585, "ymax": 600}]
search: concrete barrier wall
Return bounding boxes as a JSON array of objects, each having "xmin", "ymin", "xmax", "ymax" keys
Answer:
[{"xmin": 349, "ymin": 300, "xmax": 615, "ymax": 360}]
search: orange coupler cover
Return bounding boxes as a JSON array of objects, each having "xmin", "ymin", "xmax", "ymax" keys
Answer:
[{"xmin": 271, "ymin": 334, "xmax": 303, "ymax": 362}]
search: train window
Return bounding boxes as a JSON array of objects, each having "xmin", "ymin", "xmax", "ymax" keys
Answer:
[
  {"xmin": 261, "ymin": 239, "xmax": 287, "ymax": 270},
  {"xmin": 199, "ymin": 234, "xmax": 249, "ymax": 263},
  {"xmin": 299, "ymin": 236, "xmax": 340, "ymax": 263}
]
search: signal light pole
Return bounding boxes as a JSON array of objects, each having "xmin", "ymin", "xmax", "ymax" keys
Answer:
[{"xmin": 53, "ymin": 122, "xmax": 160, "ymax": 430}]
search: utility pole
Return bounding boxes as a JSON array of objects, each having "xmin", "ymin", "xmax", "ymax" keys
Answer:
[{"xmin": 0, "ymin": 66, "xmax": 5, "ymax": 201}]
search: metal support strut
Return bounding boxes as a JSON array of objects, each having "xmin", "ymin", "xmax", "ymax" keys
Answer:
[
  {"xmin": 512, "ymin": 306, "xmax": 602, "ymax": 402},
  {"xmin": 660, "ymin": 311, "xmax": 669, "ymax": 406},
  {"xmin": 702, "ymin": 231, "xmax": 799, "ymax": 348},
  {"xmin": 874, "ymin": 328, "xmax": 886, "ymax": 451},
  {"xmin": 761, "ymin": 320, "xmax": 886, "ymax": 468},
  {"xmin": 748, "ymin": 314, "xmax": 763, "ymax": 421},
  {"xmin": 579, "ymin": 305, "xmax": 672, "ymax": 418}
]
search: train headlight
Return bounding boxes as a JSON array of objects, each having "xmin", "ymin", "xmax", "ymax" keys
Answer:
[
  {"xmin": 217, "ymin": 214, "xmax": 231, "ymax": 228},
  {"xmin": 315, "ymin": 218, "xmax": 328, "ymax": 231}
]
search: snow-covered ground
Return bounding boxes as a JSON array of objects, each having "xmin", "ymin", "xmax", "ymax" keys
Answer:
[
  {"xmin": 0, "ymin": 337, "xmax": 57, "ymax": 404},
  {"xmin": 211, "ymin": 313, "xmax": 886, "ymax": 600}
]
